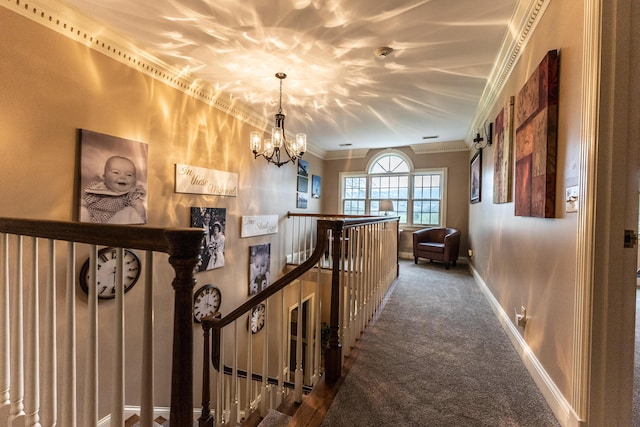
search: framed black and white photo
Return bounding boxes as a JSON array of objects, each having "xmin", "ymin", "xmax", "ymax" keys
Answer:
[
  {"xmin": 249, "ymin": 243, "xmax": 271, "ymax": 295},
  {"xmin": 470, "ymin": 150, "xmax": 482, "ymax": 204},
  {"xmin": 79, "ymin": 129, "xmax": 148, "ymax": 224},
  {"xmin": 190, "ymin": 207, "xmax": 227, "ymax": 271}
]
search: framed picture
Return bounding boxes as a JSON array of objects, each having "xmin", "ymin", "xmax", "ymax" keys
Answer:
[
  {"xmin": 493, "ymin": 96, "xmax": 514, "ymax": 204},
  {"xmin": 297, "ymin": 176, "xmax": 308, "ymax": 192},
  {"xmin": 514, "ymin": 49, "xmax": 559, "ymax": 217},
  {"xmin": 297, "ymin": 159, "xmax": 309, "ymax": 177},
  {"xmin": 297, "ymin": 192, "xmax": 308, "ymax": 209},
  {"xmin": 190, "ymin": 207, "xmax": 226, "ymax": 271},
  {"xmin": 79, "ymin": 129, "xmax": 148, "ymax": 224},
  {"xmin": 470, "ymin": 150, "xmax": 482, "ymax": 204},
  {"xmin": 249, "ymin": 243, "xmax": 271, "ymax": 295},
  {"xmin": 311, "ymin": 175, "xmax": 321, "ymax": 198}
]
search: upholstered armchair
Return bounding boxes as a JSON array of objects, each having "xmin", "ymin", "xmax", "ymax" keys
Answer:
[{"xmin": 412, "ymin": 227, "xmax": 461, "ymax": 269}]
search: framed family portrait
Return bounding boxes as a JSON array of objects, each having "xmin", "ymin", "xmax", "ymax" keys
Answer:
[
  {"xmin": 470, "ymin": 150, "xmax": 482, "ymax": 204},
  {"xmin": 190, "ymin": 207, "xmax": 227, "ymax": 272}
]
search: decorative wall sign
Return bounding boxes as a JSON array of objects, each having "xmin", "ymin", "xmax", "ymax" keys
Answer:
[
  {"xmin": 514, "ymin": 50, "xmax": 559, "ymax": 217},
  {"xmin": 175, "ymin": 164, "xmax": 238, "ymax": 196},
  {"xmin": 493, "ymin": 96, "xmax": 514, "ymax": 204},
  {"xmin": 241, "ymin": 215, "xmax": 278, "ymax": 238},
  {"xmin": 79, "ymin": 129, "xmax": 149, "ymax": 224}
]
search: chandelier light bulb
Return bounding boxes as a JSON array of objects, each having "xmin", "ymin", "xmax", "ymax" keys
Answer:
[
  {"xmin": 296, "ymin": 133, "xmax": 307, "ymax": 155},
  {"xmin": 250, "ymin": 131, "xmax": 262, "ymax": 154}
]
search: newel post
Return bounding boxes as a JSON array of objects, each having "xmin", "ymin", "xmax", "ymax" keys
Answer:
[
  {"xmin": 165, "ymin": 229, "xmax": 204, "ymax": 426},
  {"xmin": 324, "ymin": 221, "xmax": 344, "ymax": 383}
]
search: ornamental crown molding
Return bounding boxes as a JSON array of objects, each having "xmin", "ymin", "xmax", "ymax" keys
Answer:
[
  {"xmin": 466, "ymin": 0, "xmax": 551, "ymax": 146},
  {"xmin": 3, "ymin": 0, "xmax": 322, "ymax": 154},
  {"xmin": 410, "ymin": 140, "xmax": 469, "ymax": 155}
]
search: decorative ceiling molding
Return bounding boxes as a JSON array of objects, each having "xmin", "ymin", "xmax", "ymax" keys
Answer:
[
  {"xmin": 324, "ymin": 149, "xmax": 370, "ymax": 161},
  {"xmin": 2, "ymin": 0, "xmax": 324, "ymax": 155},
  {"xmin": 466, "ymin": 0, "xmax": 551, "ymax": 146},
  {"xmin": 410, "ymin": 141, "xmax": 469, "ymax": 155}
]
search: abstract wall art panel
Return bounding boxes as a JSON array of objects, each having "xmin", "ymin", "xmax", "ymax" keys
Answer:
[
  {"xmin": 493, "ymin": 96, "xmax": 514, "ymax": 204},
  {"xmin": 514, "ymin": 50, "xmax": 559, "ymax": 217}
]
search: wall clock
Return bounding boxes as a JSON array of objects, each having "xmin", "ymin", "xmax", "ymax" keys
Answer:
[
  {"xmin": 249, "ymin": 303, "xmax": 266, "ymax": 334},
  {"xmin": 193, "ymin": 284, "xmax": 222, "ymax": 323},
  {"xmin": 80, "ymin": 247, "xmax": 141, "ymax": 299}
]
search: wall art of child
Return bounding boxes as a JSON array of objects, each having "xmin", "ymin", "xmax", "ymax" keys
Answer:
[{"xmin": 81, "ymin": 155, "xmax": 147, "ymax": 224}]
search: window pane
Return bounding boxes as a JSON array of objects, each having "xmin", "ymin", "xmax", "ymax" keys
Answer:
[{"xmin": 369, "ymin": 154, "xmax": 409, "ymax": 174}]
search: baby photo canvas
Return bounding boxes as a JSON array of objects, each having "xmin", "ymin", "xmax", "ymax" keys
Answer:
[
  {"xmin": 248, "ymin": 243, "xmax": 270, "ymax": 296},
  {"xmin": 79, "ymin": 129, "xmax": 149, "ymax": 224}
]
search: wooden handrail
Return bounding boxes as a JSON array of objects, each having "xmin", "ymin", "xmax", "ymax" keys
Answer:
[
  {"xmin": 204, "ymin": 220, "xmax": 337, "ymax": 331},
  {"xmin": 0, "ymin": 217, "xmax": 205, "ymax": 426}
]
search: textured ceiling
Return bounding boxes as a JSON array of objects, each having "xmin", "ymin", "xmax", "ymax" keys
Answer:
[{"xmin": 59, "ymin": 0, "xmax": 517, "ymax": 153}]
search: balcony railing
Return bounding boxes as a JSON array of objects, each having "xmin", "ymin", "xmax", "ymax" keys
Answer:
[
  {"xmin": 0, "ymin": 214, "xmax": 398, "ymax": 426},
  {"xmin": 200, "ymin": 214, "xmax": 399, "ymax": 425},
  {"xmin": 0, "ymin": 217, "xmax": 203, "ymax": 427}
]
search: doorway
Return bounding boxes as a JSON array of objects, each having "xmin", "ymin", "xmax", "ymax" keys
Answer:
[{"xmin": 287, "ymin": 296, "xmax": 314, "ymax": 386}]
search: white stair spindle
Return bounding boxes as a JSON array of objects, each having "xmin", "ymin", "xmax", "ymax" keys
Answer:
[
  {"xmin": 84, "ymin": 245, "xmax": 98, "ymax": 427},
  {"xmin": 111, "ymin": 248, "xmax": 125, "ymax": 426},
  {"xmin": 260, "ymin": 301, "xmax": 269, "ymax": 417},
  {"xmin": 61, "ymin": 242, "xmax": 76, "ymax": 427},
  {"xmin": 230, "ymin": 322, "xmax": 238, "ymax": 426},
  {"xmin": 245, "ymin": 320, "xmax": 252, "ymax": 416},
  {"xmin": 9, "ymin": 235, "xmax": 25, "ymax": 425},
  {"xmin": 42, "ymin": 239, "xmax": 57, "ymax": 427},
  {"xmin": 24, "ymin": 237, "xmax": 41, "ymax": 427},
  {"xmin": 1, "ymin": 234, "xmax": 9, "ymax": 418},
  {"xmin": 276, "ymin": 292, "xmax": 284, "ymax": 406},
  {"xmin": 294, "ymin": 281, "xmax": 303, "ymax": 403},
  {"xmin": 312, "ymin": 268, "xmax": 321, "ymax": 385}
]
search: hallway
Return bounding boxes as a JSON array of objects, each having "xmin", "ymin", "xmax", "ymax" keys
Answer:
[{"xmin": 320, "ymin": 260, "xmax": 559, "ymax": 426}]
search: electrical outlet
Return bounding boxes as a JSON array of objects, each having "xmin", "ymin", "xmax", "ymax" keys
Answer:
[{"xmin": 468, "ymin": 249, "xmax": 473, "ymax": 257}]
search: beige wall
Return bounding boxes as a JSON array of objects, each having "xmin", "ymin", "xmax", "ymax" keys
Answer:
[
  {"xmin": 0, "ymin": 6, "xmax": 322, "ymax": 421},
  {"xmin": 322, "ymin": 146, "xmax": 470, "ymax": 257},
  {"xmin": 468, "ymin": 0, "xmax": 584, "ymax": 401}
]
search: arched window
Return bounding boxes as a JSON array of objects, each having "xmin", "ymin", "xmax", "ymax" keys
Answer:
[{"xmin": 341, "ymin": 151, "xmax": 447, "ymax": 226}]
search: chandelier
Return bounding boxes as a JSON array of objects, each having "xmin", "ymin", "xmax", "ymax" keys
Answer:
[{"xmin": 250, "ymin": 72, "xmax": 307, "ymax": 167}]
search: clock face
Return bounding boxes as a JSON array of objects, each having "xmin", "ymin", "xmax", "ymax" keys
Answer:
[
  {"xmin": 249, "ymin": 303, "xmax": 266, "ymax": 334},
  {"xmin": 193, "ymin": 284, "xmax": 222, "ymax": 323},
  {"xmin": 80, "ymin": 247, "xmax": 141, "ymax": 299}
]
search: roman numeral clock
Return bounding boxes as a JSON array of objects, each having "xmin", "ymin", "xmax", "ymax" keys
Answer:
[{"xmin": 80, "ymin": 247, "xmax": 141, "ymax": 299}]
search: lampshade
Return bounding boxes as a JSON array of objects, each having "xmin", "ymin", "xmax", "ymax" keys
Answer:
[{"xmin": 379, "ymin": 199, "xmax": 394, "ymax": 214}]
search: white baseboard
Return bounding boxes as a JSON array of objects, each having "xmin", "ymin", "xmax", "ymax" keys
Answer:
[{"xmin": 467, "ymin": 263, "xmax": 583, "ymax": 427}]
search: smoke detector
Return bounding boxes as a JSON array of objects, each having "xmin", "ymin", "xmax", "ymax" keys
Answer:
[{"xmin": 374, "ymin": 46, "xmax": 394, "ymax": 59}]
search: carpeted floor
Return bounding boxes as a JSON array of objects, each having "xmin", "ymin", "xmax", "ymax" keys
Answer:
[{"xmin": 321, "ymin": 260, "xmax": 560, "ymax": 427}]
